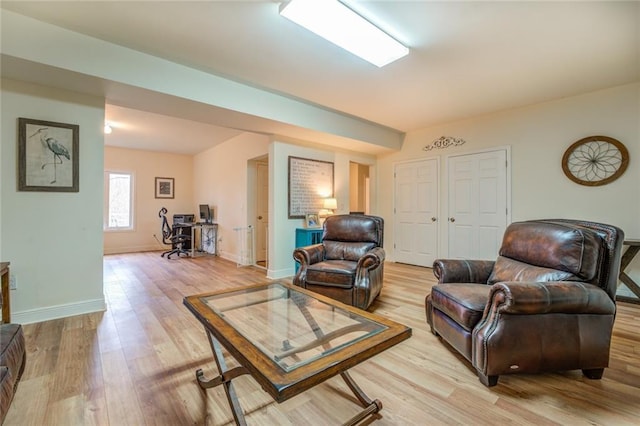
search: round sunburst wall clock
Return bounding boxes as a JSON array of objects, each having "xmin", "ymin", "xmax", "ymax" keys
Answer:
[{"xmin": 562, "ymin": 136, "xmax": 629, "ymax": 186}]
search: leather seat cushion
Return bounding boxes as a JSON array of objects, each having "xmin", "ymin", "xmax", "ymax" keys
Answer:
[
  {"xmin": 488, "ymin": 256, "xmax": 579, "ymax": 284},
  {"xmin": 498, "ymin": 221, "xmax": 602, "ymax": 280},
  {"xmin": 324, "ymin": 241, "xmax": 376, "ymax": 261},
  {"xmin": 306, "ymin": 260, "xmax": 357, "ymax": 288},
  {"xmin": 430, "ymin": 284, "xmax": 491, "ymax": 331},
  {"xmin": 323, "ymin": 215, "xmax": 380, "ymax": 243}
]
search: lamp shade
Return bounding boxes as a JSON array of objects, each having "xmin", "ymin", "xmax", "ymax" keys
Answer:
[{"xmin": 323, "ymin": 198, "xmax": 337, "ymax": 210}]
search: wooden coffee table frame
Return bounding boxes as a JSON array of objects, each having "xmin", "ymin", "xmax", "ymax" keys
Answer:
[
  {"xmin": 618, "ymin": 239, "xmax": 640, "ymax": 304},
  {"xmin": 183, "ymin": 282, "xmax": 411, "ymax": 425}
]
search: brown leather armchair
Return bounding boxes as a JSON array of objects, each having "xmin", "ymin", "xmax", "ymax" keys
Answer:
[
  {"xmin": 425, "ymin": 219, "xmax": 624, "ymax": 387},
  {"xmin": 293, "ymin": 214, "xmax": 384, "ymax": 310}
]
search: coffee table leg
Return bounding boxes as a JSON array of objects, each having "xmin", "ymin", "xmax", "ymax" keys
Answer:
[
  {"xmin": 290, "ymin": 296, "xmax": 383, "ymax": 425},
  {"xmin": 340, "ymin": 371, "xmax": 383, "ymax": 426},
  {"xmin": 198, "ymin": 328, "xmax": 248, "ymax": 426}
]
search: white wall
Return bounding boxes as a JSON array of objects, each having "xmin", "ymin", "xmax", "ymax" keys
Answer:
[
  {"xmin": 193, "ymin": 132, "xmax": 270, "ymax": 263},
  {"xmin": 192, "ymin": 133, "xmax": 379, "ymax": 277},
  {"xmin": 1, "ymin": 79, "xmax": 105, "ymax": 323},
  {"xmin": 269, "ymin": 140, "xmax": 377, "ymax": 279},
  {"xmin": 378, "ymin": 83, "xmax": 639, "ymax": 264},
  {"xmin": 104, "ymin": 146, "xmax": 194, "ymax": 254}
]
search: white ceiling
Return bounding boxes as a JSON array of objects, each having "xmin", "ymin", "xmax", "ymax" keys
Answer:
[
  {"xmin": 2, "ymin": 1, "xmax": 638, "ymax": 155},
  {"xmin": 105, "ymin": 104, "xmax": 245, "ymax": 155}
]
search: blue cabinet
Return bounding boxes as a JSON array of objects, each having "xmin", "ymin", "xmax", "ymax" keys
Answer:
[
  {"xmin": 294, "ymin": 228, "xmax": 323, "ymax": 272},
  {"xmin": 296, "ymin": 227, "xmax": 323, "ymax": 247}
]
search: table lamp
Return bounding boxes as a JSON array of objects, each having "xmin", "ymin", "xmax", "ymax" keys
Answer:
[
  {"xmin": 323, "ymin": 198, "xmax": 337, "ymax": 213},
  {"xmin": 319, "ymin": 197, "xmax": 337, "ymax": 225}
]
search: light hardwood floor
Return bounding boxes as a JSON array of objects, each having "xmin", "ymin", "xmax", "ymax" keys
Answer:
[{"xmin": 5, "ymin": 253, "xmax": 640, "ymax": 425}]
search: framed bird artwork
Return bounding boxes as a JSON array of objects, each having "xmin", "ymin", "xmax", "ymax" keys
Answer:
[{"xmin": 18, "ymin": 117, "xmax": 79, "ymax": 192}]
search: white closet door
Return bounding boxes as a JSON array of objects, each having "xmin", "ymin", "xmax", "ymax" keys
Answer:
[
  {"xmin": 394, "ymin": 159, "xmax": 439, "ymax": 267},
  {"xmin": 448, "ymin": 149, "xmax": 508, "ymax": 260}
]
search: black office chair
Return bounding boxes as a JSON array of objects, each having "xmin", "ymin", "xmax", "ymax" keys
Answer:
[{"xmin": 159, "ymin": 207, "xmax": 191, "ymax": 259}]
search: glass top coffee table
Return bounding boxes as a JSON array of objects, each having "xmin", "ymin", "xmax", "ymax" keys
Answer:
[{"xmin": 183, "ymin": 282, "xmax": 412, "ymax": 425}]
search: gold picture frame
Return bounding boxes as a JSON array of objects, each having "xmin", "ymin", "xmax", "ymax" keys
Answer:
[{"xmin": 305, "ymin": 213, "xmax": 320, "ymax": 228}]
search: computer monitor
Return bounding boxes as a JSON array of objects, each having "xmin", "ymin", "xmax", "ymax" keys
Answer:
[
  {"xmin": 199, "ymin": 204, "xmax": 212, "ymax": 223},
  {"xmin": 173, "ymin": 214, "xmax": 194, "ymax": 224}
]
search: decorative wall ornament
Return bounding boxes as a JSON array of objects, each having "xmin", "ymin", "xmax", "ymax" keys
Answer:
[
  {"xmin": 288, "ymin": 156, "xmax": 334, "ymax": 219},
  {"xmin": 18, "ymin": 117, "xmax": 79, "ymax": 192},
  {"xmin": 423, "ymin": 136, "xmax": 467, "ymax": 151},
  {"xmin": 562, "ymin": 136, "xmax": 629, "ymax": 186},
  {"xmin": 155, "ymin": 177, "xmax": 175, "ymax": 199}
]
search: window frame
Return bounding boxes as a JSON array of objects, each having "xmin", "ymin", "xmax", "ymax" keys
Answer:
[{"xmin": 104, "ymin": 170, "xmax": 135, "ymax": 232}]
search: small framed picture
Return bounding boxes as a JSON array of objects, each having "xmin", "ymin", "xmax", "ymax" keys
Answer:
[
  {"xmin": 305, "ymin": 213, "xmax": 320, "ymax": 228},
  {"xmin": 155, "ymin": 177, "xmax": 174, "ymax": 199},
  {"xmin": 18, "ymin": 117, "xmax": 79, "ymax": 192}
]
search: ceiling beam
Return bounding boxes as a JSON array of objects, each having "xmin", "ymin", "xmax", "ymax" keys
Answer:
[{"xmin": 1, "ymin": 10, "xmax": 404, "ymax": 153}]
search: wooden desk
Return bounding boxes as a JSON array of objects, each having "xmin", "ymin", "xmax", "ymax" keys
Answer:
[
  {"xmin": 618, "ymin": 239, "xmax": 640, "ymax": 304},
  {"xmin": 191, "ymin": 223, "xmax": 218, "ymax": 257},
  {"xmin": 1, "ymin": 262, "xmax": 10, "ymax": 323}
]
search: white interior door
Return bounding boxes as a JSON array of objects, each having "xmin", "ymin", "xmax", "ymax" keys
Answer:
[
  {"xmin": 448, "ymin": 149, "xmax": 508, "ymax": 260},
  {"xmin": 394, "ymin": 159, "xmax": 439, "ymax": 267},
  {"xmin": 256, "ymin": 161, "xmax": 269, "ymax": 264}
]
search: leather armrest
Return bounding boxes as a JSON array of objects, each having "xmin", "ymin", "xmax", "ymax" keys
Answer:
[
  {"xmin": 293, "ymin": 244, "xmax": 325, "ymax": 266},
  {"xmin": 433, "ymin": 259, "xmax": 495, "ymax": 284},
  {"xmin": 485, "ymin": 281, "xmax": 616, "ymax": 315},
  {"xmin": 357, "ymin": 247, "xmax": 385, "ymax": 270}
]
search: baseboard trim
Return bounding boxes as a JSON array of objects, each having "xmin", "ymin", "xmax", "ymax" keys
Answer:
[
  {"xmin": 267, "ymin": 268, "xmax": 294, "ymax": 280},
  {"xmin": 104, "ymin": 245, "xmax": 160, "ymax": 255},
  {"xmin": 12, "ymin": 298, "xmax": 106, "ymax": 324},
  {"xmin": 218, "ymin": 252, "xmax": 252, "ymax": 266},
  {"xmin": 215, "ymin": 253, "xmax": 292, "ymax": 279}
]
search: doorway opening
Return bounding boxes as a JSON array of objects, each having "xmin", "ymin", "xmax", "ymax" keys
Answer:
[
  {"xmin": 349, "ymin": 162, "xmax": 370, "ymax": 214},
  {"xmin": 248, "ymin": 156, "xmax": 269, "ymax": 270}
]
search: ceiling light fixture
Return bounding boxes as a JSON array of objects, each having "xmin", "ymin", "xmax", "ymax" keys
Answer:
[{"xmin": 279, "ymin": 0, "xmax": 409, "ymax": 67}]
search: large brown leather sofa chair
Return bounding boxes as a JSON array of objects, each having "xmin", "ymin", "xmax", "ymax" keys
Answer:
[
  {"xmin": 293, "ymin": 214, "xmax": 384, "ymax": 310},
  {"xmin": 1, "ymin": 265, "xmax": 26, "ymax": 424},
  {"xmin": 1, "ymin": 324, "xmax": 25, "ymax": 424},
  {"xmin": 425, "ymin": 219, "xmax": 623, "ymax": 387}
]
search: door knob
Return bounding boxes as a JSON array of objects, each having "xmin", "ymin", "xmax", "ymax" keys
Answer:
[
  {"xmin": 258, "ymin": 216, "xmax": 263, "ymax": 220},
  {"xmin": 431, "ymin": 217, "xmax": 437, "ymax": 222},
  {"xmin": 449, "ymin": 217, "xmax": 456, "ymax": 222}
]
